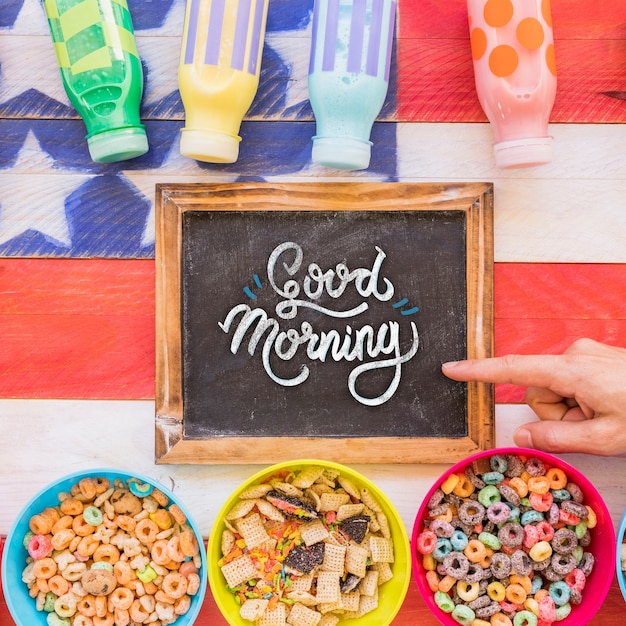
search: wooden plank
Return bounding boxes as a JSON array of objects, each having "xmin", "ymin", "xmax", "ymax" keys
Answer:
[{"xmin": 1, "ymin": 259, "xmax": 626, "ymax": 400}]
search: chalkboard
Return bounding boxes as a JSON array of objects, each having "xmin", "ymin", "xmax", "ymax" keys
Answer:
[{"xmin": 155, "ymin": 182, "xmax": 494, "ymax": 464}]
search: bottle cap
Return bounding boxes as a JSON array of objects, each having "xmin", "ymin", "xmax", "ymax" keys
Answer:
[
  {"xmin": 180, "ymin": 129, "xmax": 240, "ymax": 163},
  {"xmin": 87, "ymin": 126, "xmax": 149, "ymax": 163},
  {"xmin": 493, "ymin": 136, "xmax": 553, "ymax": 169},
  {"xmin": 312, "ymin": 136, "xmax": 372, "ymax": 171}
]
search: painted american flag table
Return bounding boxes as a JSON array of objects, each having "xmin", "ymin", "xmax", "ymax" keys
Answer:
[{"xmin": 1, "ymin": 0, "xmax": 626, "ymax": 623}]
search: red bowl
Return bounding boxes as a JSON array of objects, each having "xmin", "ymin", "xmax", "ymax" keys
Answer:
[{"xmin": 411, "ymin": 447, "xmax": 615, "ymax": 625}]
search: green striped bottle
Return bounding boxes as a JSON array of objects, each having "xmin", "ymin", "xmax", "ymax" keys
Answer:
[{"xmin": 43, "ymin": 0, "xmax": 148, "ymax": 162}]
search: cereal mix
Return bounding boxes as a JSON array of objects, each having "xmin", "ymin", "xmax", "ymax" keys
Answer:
[
  {"xmin": 416, "ymin": 454, "xmax": 597, "ymax": 626},
  {"xmin": 218, "ymin": 465, "xmax": 396, "ymax": 624},
  {"xmin": 20, "ymin": 475, "xmax": 202, "ymax": 625}
]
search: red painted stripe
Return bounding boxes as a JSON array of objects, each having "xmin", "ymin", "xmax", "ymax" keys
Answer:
[
  {"xmin": 1, "ymin": 259, "xmax": 626, "ymax": 401},
  {"xmin": 396, "ymin": 0, "xmax": 626, "ymax": 123}
]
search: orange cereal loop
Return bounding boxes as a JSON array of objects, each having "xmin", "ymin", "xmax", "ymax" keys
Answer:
[
  {"xmin": 93, "ymin": 613, "xmax": 114, "ymax": 626},
  {"xmin": 169, "ymin": 504, "xmax": 187, "ymax": 525},
  {"xmin": 151, "ymin": 539, "xmax": 171, "ymax": 565},
  {"xmin": 527, "ymin": 475, "xmax": 550, "ymax": 494},
  {"xmin": 110, "ymin": 586, "xmax": 134, "ymax": 610},
  {"xmin": 51, "ymin": 528, "xmax": 76, "ymax": 551},
  {"xmin": 542, "ymin": 0, "xmax": 553, "ymax": 27},
  {"xmin": 51, "ymin": 515, "xmax": 74, "ymax": 534},
  {"xmin": 151, "ymin": 488, "xmax": 170, "ymax": 507},
  {"xmin": 77, "ymin": 594, "xmax": 97, "ymax": 617},
  {"xmin": 77, "ymin": 534, "xmax": 99, "ymax": 558},
  {"xmin": 113, "ymin": 561, "xmax": 132, "ymax": 585},
  {"xmin": 29, "ymin": 513, "xmax": 53, "ymax": 535},
  {"xmin": 438, "ymin": 574, "xmax": 456, "ymax": 593},
  {"xmin": 484, "ymin": 0, "xmax": 514, "ymax": 28},
  {"xmin": 186, "ymin": 572, "xmax": 201, "ymax": 596},
  {"xmin": 505, "ymin": 582, "xmax": 527, "ymax": 604},
  {"xmin": 422, "ymin": 553, "xmax": 437, "ymax": 571},
  {"xmin": 116, "ymin": 515, "xmax": 137, "ymax": 533},
  {"xmin": 33, "ymin": 557, "xmax": 57, "ymax": 579},
  {"xmin": 166, "ymin": 536, "xmax": 186, "ymax": 562},
  {"xmin": 79, "ymin": 477, "xmax": 98, "ymax": 500},
  {"xmin": 73, "ymin": 514, "xmax": 97, "ymax": 537},
  {"xmin": 179, "ymin": 530, "xmax": 199, "ymax": 557},
  {"xmin": 471, "ymin": 27, "xmax": 488, "ymax": 61},
  {"xmin": 517, "ymin": 17, "xmax": 544, "ymax": 50},
  {"xmin": 510, "ymin": 574, "xmax": 532, "ymax": 594},
  {"xmin": 61, "ymin": 498, "xmax": 84, "ymax": 516},
  {"xmin": 93, "ymin": 543, "xmax": 121, "ymax": 564},
  {"xmin": 491, "ymin": 613, "xmax": 513, "ymax": 626},
  {"xmin": 546, "ymin": 43, "xmax": 557, "ymax": 76},
  {"xmin": 453, "ymin": 475, "xmax": 475, "ymax": 498},
  {"xmin": 175, "ymin": 594, "xmax": 191, "ymax": 615},
  {"xmin": 162, "ymin": 572, "xmax": 188, "ymax": 599},
  {"xmin": 546, "ymin": 467, "xmax": 567, "ymax": 490},
  {"xmin": 489, "ymin": 45, "xmax": 518, "ymax": 77},
  {"xmin": 40, "ymin": 507, "xmax": 61, "ymax": 525},
  {"xmin": 425, "ymin": 570, "xmax": 440, "ymax": 593},
  {"xmin": 48, "ymin": 574, "xmax": 71, "ymax": 596},
  {"xmin": 135, "ymin": 518, "xmax": 159, "ymax": 545},
  {"xmin": 94, "ymin": 477, "xmax": 111, "ymax": 494},
  {"xmin": 509, "ymin": 477, "xmax": 529, "ymax": 498},
  {"xmin": 440, "ymin": 473, "xmax": 460, "ymax": 494}
]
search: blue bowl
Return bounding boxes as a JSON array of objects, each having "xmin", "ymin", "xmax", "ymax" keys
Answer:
[{"xmin": 2, "ymin": 468, "xmax": 207, "ymax": 625}]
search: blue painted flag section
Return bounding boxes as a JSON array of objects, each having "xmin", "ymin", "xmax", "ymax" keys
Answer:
[{"xmin": 0, "ymin": 0, "xmax": 398, "ymax": 259}]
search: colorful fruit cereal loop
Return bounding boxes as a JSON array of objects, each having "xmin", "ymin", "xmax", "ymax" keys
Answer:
[
  {"xmin": 513, "ymin": 610, "xmax": 538, "ymax": 626},
  {"xmin": 529, "ymin": 541, "xmax": 552, "ymax": 562},
  {"xmin": 509, "ymin": 477, "xmax": 529, "ymax": 498},
  {"xmin": 33, "ymin": 557, "xmax": 57, "ymax": 579},
  {"xmin": 505, "ymin": 582, "xmax": 528, "ymax": 604},
  {"xmin": 464, "ymin": 539, "xmax": 487, "ymax": 563},
  {"xmin": 426, "ymin": 570, "xmax": 440, "ymax": 592},
  {"xmin": 545, "ymin": 467, "xmax": 567, "ymax": 490},
  {"xmin": 451, "ymin": 604, "xmax": 475, "ymax": 625},
  {"xmin": 538, "ymin": 595, "xmax": 556, "ymax": 622},
  {"xmin": 529, "ymin": 492, "xmax": 553, "ymax": 512},
  {"xmin": 564, "ymin": 568, "xmax": 586, "ymax": 591},
  {"xmin": 456, "ymin": 580, "xmax": 480, "ymax": 602},
  {"xmin": 487, "ymin": 581, "xmax": 506, "ymax": 602},
  {"xmin": 441, "ymin": 473, "xmax": 461, "ymax": 495},
  {"xmin": 109, "ymin": 586, "xmax": 134, "ymax": 610},
  {"xmin": 490, "ymin": 612, "xmax": 513, "ymax": 626},
  {"xmin": 434, "ymin": 590, "xmax": 455, "ymax": 612},
  {"xmin": 452, "ymin": 474, "xmax": 476, "ymax": 497},
  {"xmin": 416, "ymin": 529, "xmax": 438, "ymax": 554},
  {"xmin": 28, "ymin": 534, "xmax": 52, "ymax": 559}
]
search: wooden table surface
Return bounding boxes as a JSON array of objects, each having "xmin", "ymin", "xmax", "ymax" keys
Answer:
[{"xmin": 2, "ymin": 0, "xmax": 626, "ymax": 624}]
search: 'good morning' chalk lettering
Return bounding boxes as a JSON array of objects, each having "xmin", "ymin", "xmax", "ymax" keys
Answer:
[{"xmin": 218, "ymin": 242, "xmax": 419, "ymax": 406}]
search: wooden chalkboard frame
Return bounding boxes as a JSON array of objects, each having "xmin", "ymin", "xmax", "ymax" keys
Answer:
[{"xmin": 155, "ymin": 182, "xmax": 494, "ymax": 464}]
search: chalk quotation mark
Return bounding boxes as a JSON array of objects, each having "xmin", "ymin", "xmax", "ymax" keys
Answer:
[
  {"xmin": 243, "ymin": 273, "xmax": 263, "ymax": 300},
  {"xmin": 392, "ymin": 297, "xmax": 419, "ymax": 316}
]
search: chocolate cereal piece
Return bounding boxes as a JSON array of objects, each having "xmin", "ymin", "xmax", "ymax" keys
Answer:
[
  {"xmin": 284, "ymin": 541, "xmax": 325, "ymax": 574},
  {"xmin": 266, "ymin": 491, "xmax": 318, "ymax": 520},
  {"xmin": 339, "ymin": 515, "xmax": 370, "ymax": 544},
  {"xmin": 340, "ymin": 572, "xmax": 362, "ymax": 593}
]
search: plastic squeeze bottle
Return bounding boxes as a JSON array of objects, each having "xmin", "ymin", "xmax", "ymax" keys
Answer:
[
  {"xmin": 42, "ymin": 0, "xmax": 148, "ymax": 163},
  {"xmin": 308, "ymin": 0, "xmax": 397, "ymax": 171},
  {"xmin": 467, "ymin": 0, "xmax": 557, "ymax": 168},
  {"xmin": 178, "ymin": 0, "xmax": 269, "ymax": 163}
]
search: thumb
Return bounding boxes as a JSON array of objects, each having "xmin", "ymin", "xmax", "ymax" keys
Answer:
[{"xmin": 514, "ymin": 419, "xmax": 621, "ymax": 456}]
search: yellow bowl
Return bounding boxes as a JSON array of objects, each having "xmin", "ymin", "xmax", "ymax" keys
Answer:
[{"xmin": 208, "ymin": 459, "xmax": 410, "ymax": 626}]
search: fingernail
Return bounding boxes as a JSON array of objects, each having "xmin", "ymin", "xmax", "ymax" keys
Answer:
[
  {"xmin": 514, "ymin": 427, "xmax": 533, "ymax": 449},
  {"xmin": 442, "ymin": 361, "xmax": 459, "ymax": 369}
]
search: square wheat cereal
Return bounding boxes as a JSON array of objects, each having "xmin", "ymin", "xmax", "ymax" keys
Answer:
[
  {"xmin": 318, "ymin": 615, "xmax": 340, "ymax": 626},
  {"xmin": 239, "ymin": 598, "xmax": 269, "ymax": 621},
  {"xmin": 340, "ymin": 592, "xmax": 360, "ymax": 612},
  {"xmin": 315, "ymin": 570, "xmax": 341, "ymax": 604},
  {"xmin": 317, "ymin": 601, "xmax": 343, "ymax": 614},
  {"xmin": 291, "ymin": 466, "xmax": 326, "ymax": 489},
  {"xmin": 369, "ymin": 535, "xmax": 394, "ymax": 563},
  {"xmin": 345, "ymin": 544, "xmax": 369, "ymax": 578},
  {"xmin": 300, "ymin": 519, "xmax": 329, "ymax": 546},
  {"xmin": 220, "ymin": 554, "xmax": 258, "ymax": 588},
  {"xmin": 235, "ymin": 512, "xmax": 270, "ymax": 549},
  {"xmin": 358, "ymin": 569, "xmax": 379, "ymax": 596},
  {"xmin": 371, "ymin": 561, "xmax": 393, "ymax": 584},
  {"xmin": 258, "ymin": 602, "xmax": 288, "ymax": 626},
  {"xmin": 286, "ymin": 602, "xmax": 322, "ymax": 626},
  {"xmin": 321, "ymin": 543, "xmax": 346, "ymax": 572},
  {"xmin": 286, "ymin": 590, "xmax": 318, "ymax": 606},
  {"xmin": 319, "ymin": 492, "xmax": 351, "ymax": 512},
  {"xmin": 335, "ymin": 503, "xmax": 365, "ymax": 521},
  {"xmin": 288, "ymin": 573, "xmax": 314, "ymax": 593}
]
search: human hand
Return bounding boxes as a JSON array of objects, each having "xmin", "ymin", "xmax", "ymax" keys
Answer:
[{"xmin": 442, "ymin": 338, "xmax": 626, "ymax": 456}]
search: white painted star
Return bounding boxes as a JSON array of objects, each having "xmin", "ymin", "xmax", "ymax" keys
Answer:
[
  {"xmin": 0, "ymin": 131, "xmax": 93, "ymax": 247},
  {"xmin": 135, "ymin": 0, "xmax": 186, "ymax": 108},
  {"xmin": 121, "ymin": 135, "xmax": 241, "ymax": 247},
  {"xmin": 0, "ymin": 0, "xmax": 69, "ymax": 106},
  {"xmin": 265, "ymin": 17, "xmax": 313, "ymax": 111}
]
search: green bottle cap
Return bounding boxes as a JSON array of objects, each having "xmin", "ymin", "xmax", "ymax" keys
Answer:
[{"xmin": 87, "ymin": 126, "xmax": 149, "ymax": 163}]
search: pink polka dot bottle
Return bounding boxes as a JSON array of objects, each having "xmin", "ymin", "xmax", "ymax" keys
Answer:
[{"xmin": 467, "ymin": 0, "xmax": 557, "ymax": 168}]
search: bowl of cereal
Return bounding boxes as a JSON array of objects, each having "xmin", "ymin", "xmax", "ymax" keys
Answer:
[
  {"xmin": 411, "ymin": 448, "xmax": 615, "ymax": 625},
  {"xmin": 208, "ymin": 459, "xmax": 410, "ymax": 625},
  {"xmin": 2, "ymin": 468, "xmax": 207, "ymax": 626}
]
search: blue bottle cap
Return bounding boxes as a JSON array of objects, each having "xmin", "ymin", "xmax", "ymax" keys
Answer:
[
  {"xmin": 87, "ymin": 126, "xmax": 149, "ymax": 163},
  {"xmin": 312, "ymin": 136, "xmax": 372, "ymax": 171}
]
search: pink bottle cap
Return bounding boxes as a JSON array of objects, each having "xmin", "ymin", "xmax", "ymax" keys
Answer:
[{"xmin": 493, "ymin": 136, "xmax": 553, "ymax": 169}]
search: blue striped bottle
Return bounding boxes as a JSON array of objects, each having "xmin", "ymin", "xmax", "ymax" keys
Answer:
[{"xmin": 308, "ymin": 0, "xmax": 396, "ymax": 170}]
